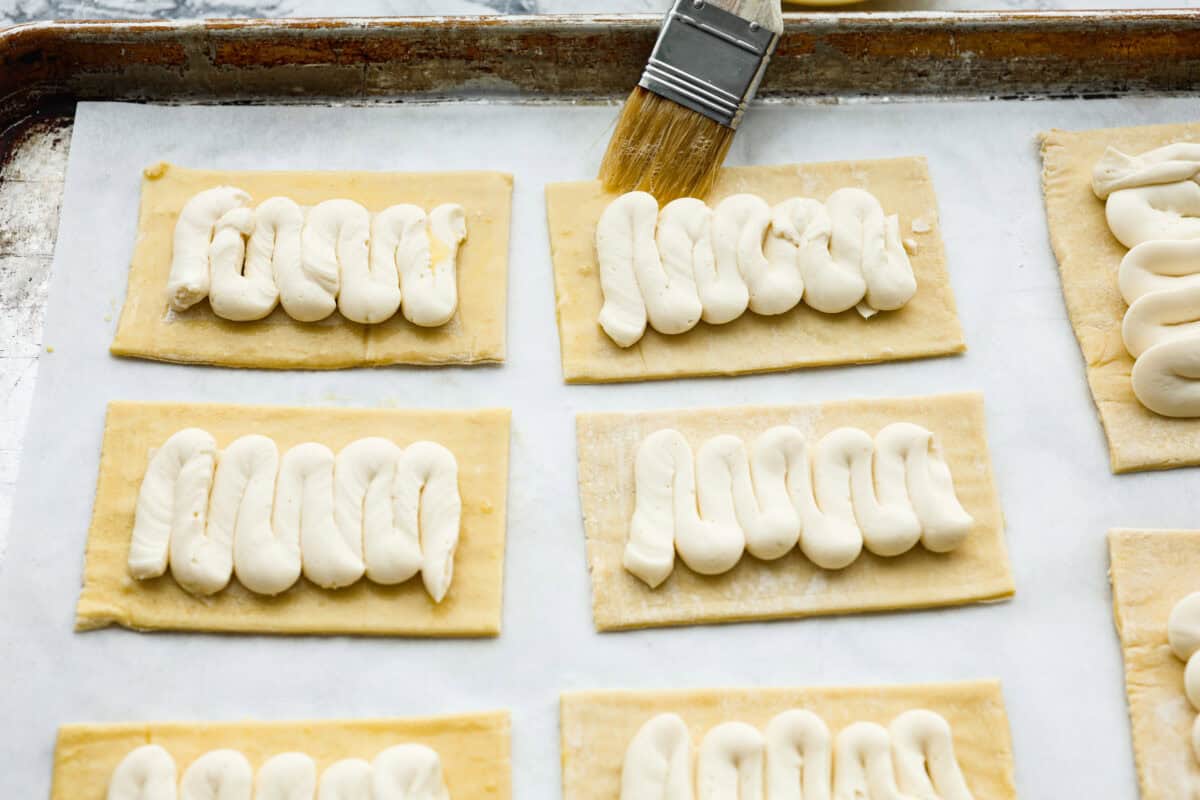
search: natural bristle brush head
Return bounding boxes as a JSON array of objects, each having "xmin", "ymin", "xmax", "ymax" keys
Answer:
[
  {"xmin": 598, "ymin": 0, "xmax": 782, "ymax": 203},
  {"xmin": 599, "ymin": 88, "xmax": 735, "ymax": 204}
]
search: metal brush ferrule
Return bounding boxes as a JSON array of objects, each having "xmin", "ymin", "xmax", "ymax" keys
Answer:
[{"xmin": 639, "ymin": 0, "xmax": 780, "ymax": 130}]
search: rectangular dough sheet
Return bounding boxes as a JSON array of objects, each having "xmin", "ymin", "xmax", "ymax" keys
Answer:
[
  {"xmin": 1041, "ymin": 122, "xmax": 1200, "ymax": 473},
  {"xmin": 111, "ymin": 162, "xmax": 512, "ymax": 369},
  {"xmin": 76, "ymin": 401, "xmax": 510, "ymax": 636},
  {"xmin": 1108, "ymin": 528, "xmax": 1200, "ymax": 799},
  {"xmin": 576, "ymin": 391, "xmax": 1013, "ymax": 631},
  {"xmin": 546, "ymin": 157, "xmax": 965, "ymax": 383},
  {"xmin": 52, "ymin": 712, "xmax": 511, "ymax": 800},
  {"xmin": 560, "ymin": 680, "xmax": 1016, "ymax": 800}
]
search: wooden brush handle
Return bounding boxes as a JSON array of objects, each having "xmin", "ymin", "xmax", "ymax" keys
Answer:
[{"xmin": 703, "ymin": 0, "xmax": 784, "ymax": 32}]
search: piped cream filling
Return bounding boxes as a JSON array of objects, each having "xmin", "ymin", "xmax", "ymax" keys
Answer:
[
  {"xmin": 595, "ymin": 188, "xmax": 917, "ymax": 348},
  {"xmin": 130, "ymin": 428, "xmax": 461, "ymax": 602},
  {"xmin": 620, "ymin": 710, "xmax": 973, "ymax": 800},
  {"xmin": 1092, "ymin": 144, "xmax": 1200, "ymax": 417},
  {"xmin": 623, "ymin": 422, "xmax": 973, "ymax": 588},
  {"xmin": 1168, "ymin": 591, "xmax": 1200, "ymax": 764},
  {"xmin": 106, "ymin": 744, "xmax": 449, "ymax": 800},
  {"xmin": 166, "ymin": 187, "xmax": 466, "ymax": 327}
]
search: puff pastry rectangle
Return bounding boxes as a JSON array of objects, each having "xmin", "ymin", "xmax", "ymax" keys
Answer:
[
  {"xmin": 1108, "ymin": 528, "xmax": 1200, "ymax": 798},
  {"xmin": 111, "ymin": 163, "xmax": 512, "ymax": 369},
  {"xmin": 576, "ymin": 392, "xmax": 1013, "ymax": 631},
  {"xmin": 76, "ymin": 401, "xmax": 510, "ymax": 636},
  {"xmin": 1041, "ymin": 123, "xmax": 1200, "ymax": 473},
  {"xmin": 559, "ymin": 680, "xmax": 1016, "ymax": 800},
  {"xmin": 546, "ymin": 157, "xmax": 965, "ymax": 383},
  {"xmin": 52, "ymin": 712, "xmax": 511, "ymax": 800}
]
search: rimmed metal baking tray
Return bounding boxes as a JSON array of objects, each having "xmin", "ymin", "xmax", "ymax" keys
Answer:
[{"xmin": 4, "ymin": 13, "xmax": 1200, "ymax": 798}]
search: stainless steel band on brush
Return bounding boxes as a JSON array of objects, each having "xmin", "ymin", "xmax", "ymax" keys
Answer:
[{"xmin": 638, "ymin": 0, "xmax": 781, "ymax": 130}]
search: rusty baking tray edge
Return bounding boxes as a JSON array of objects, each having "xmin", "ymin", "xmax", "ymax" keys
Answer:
[
  {"xmin": 3, "ymin": 12, "xmax": 1200, "ymax": 113},
  {"xmin": 1, "ymin": 11, "xmax": 1198, "ymax": 269}
]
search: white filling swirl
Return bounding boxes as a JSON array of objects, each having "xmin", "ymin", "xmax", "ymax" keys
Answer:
[
  {"xmin": 316, "ymin": 759, "xmax": 373, "ymax": 800},
  {"xmin": 129, "ymin": 428, "xmax": 461, "ymax": 601},
  {"xmin": 180, "ymin": 749, "xmax": 253, "ymax": 800},
  {"xmin": 833, "ymin": 722, "xmax": 905, "ymax": 800},
  {"xmin": 697, "ymin": 722, "xmax": 765, "ymax": 800},
  {"xmin": 107, "ymin": 745, "xmax": 177, "ymax": 800},
  {"xmin": 621, "ymin": 713, "xmax": 694, "ymax": 800},
  {"xmin": 109, "ymin": 746, "xmax": 449, "ymax": 800},
  {"xmin": 888, "ymin": 710, "xmax": 973, "ymax": 800},
  {"xmin": 1093, "ymin": 144, "xmax": 1200, "ymax": 417},
  {"xmin": 217, "ymin": 435, "xmax": 296, "ymax": 596},
  {"xmin": 400, "ymin": 204, "xmax": 467, "ymax": 328},
  {"xmin": 596, "ymin": 188, "xmax": 917, "ymax": 348},
  {"xmin": 621, "ymin": 710, "xmax": 971, "ymax": 800},
  {"xmin": 624, "ymin": 422, "xmax": 972, "ymax": 588},
  {"xmin": 596, "ymin": 191, "xmax": 657, "ymax": 347},
  {"xmin": 255, "ymin": 753, "xmax": 316, "ymax": 800},
  {"xmin": 251, "ymin": 197, "xmax": 305, "ymax": 321},
  {"xmin": 372, "ymin": 744, "xmax": 451, "ymax": 800},
  {"xmin": 334, "ymin": 437, "xmax": 402, "ymax": 587},
  {"xmin": 210, "ymin": 207, "xmax": 278, "ymax": 321},
  {"xmin": 167, "ymin": 187, "xmax": 251, "ymax": 312},
  {"xmin": 162, "ymin": 433, "xmax": 228, "ymax": 597},
  {"xmin": 129, "ymin": 428, "xmax": 217, "ymax": 582},
  {"xmin": 167, "ymin": 188, "xmax": 466, "ymax": 327},
  {"xmin": 1168, "ymin": 591, "xmax": 1200, "ymax": 763},
  {"xmin": 764, "ymin": 711, "xmax": 832, "ymax": 800},
  {"xmin": 399, "ymin": 442, "xmax": 463, "ymax": 602},
  {"xmin": 274, "ymin": 443, "xmax": 361, "ymax": 591},
  {"xmin": 296, "ymin": 199, "xmax": 359, "ymax": 322},
  {"xmin": 652, "ymin": 199, "xmax": 708, "ymax": 332}
]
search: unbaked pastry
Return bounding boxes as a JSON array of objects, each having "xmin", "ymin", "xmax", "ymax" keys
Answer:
[
  {"xmin": 111, "ymin": 163, "xmax": 512, "ymax": 369},
  {"xmin": 51, "ymin": 713, "xmax": 510, "ymax": 800},
  {"xmin": 76, "ymin": 401, "xmax": 509, "ymax": 636},
  {"xmin": 1041, "ymin": 122, "xmax": 1200, "ymax": 472},
  {"xmin": 546, "ymin": 158, "xmax": 965, "ymax": 383},
  {"xmin": 560, "ymin": 681, "xmax": 1016, "ymax": 800},
  {"xmin": 576, "ymin": 392, "xmax": 1012, "ymax": 631},
  {"xmin": 1108, "ymin": 528, "xmax": 1200, "ymax": 798}
]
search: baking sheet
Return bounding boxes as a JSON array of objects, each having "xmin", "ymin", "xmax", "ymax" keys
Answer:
[{"xmin": 3, "ymin": 96, "xmax": 1200, "ymax": 798}]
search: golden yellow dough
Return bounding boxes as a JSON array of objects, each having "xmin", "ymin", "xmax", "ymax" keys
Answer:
[
  {"xmin": 52, "ymin": 712, "xmax": 511, "ymax": 800},
  {"xmin": 546, "ymin": 157, "xmax": 965, "ymax": 383},
  {"xmin": 576, "ymin": 392, "xmax": 1012, "ymax": 631},
  {"xmin": 1041, "ymin": 123, "xmax": 1200, "ymax": 473},
  {"xmin": 1108, "ymin": 528, "xmax": 1200, "ymax": 799},
  {"xmin": 560, "ymin": 681, "xmax": 1016, "ymax": 800},
  {"xmin": 111, "ymin": 162, "xmax": 512, "ymax": 369},
  {"xmin": 76, "ymin": 401, "xmax": 509, "ymax": 636}
]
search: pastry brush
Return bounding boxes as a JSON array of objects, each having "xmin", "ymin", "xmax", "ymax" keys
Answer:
[{"xmin": 598, "ymin": 0, "xmax": 784, "ymax": 202}]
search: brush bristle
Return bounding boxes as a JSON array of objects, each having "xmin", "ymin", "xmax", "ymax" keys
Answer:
[{"xmin": 599, "ymin": 87, "xmax": 734, "ymax": 203}]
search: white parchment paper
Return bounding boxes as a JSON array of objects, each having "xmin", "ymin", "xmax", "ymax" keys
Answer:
[{"xmin": 4, "ymin": 96, "xmax": 1200, "ymax": 797}]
